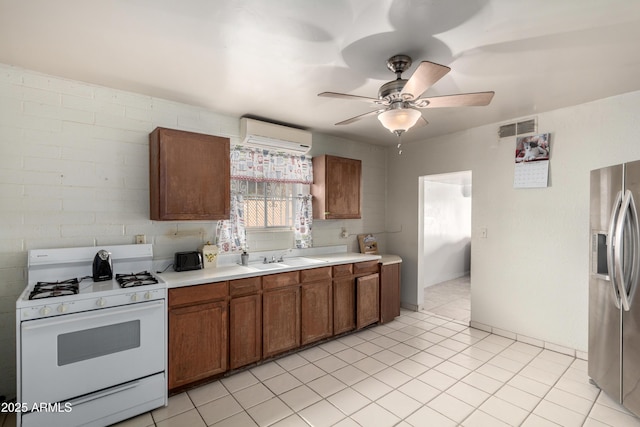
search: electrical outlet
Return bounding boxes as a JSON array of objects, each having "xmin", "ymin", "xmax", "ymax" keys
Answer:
[{"xmin": 135, "ymin": 234, "xmax": 146, "ymax": 244}]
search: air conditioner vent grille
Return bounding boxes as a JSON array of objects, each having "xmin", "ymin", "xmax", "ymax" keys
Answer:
[
  {"xmin": 498, "ymin": 117, "xmax": 537, "ymax": 139},
  {"xmin": 499, "ymin": 123, "xmax": 516, "ymax": 138},
  {"xmin": 517, "ymin": 119, "xmax": 536, "ymax": 134}
]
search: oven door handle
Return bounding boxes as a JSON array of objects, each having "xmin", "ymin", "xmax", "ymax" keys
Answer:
[
  {"xmin": 66, "ymin": 380, "xmax": 141, "ymax": 407},
  {"xmin": 21, "ymin": 299, "xmax": 164, "ymax": 331}
]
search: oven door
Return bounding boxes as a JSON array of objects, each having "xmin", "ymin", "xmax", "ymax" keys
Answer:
[{"xmin": 20, "ymin": 300, "xmax": 165, "ymax": 405}]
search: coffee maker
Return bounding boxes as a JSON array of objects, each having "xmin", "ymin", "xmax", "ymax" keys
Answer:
[{"xmin": 92, "ymin": 249, "xmax": 113, "ymax": 281}]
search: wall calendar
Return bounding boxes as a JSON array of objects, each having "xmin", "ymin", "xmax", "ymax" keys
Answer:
[{"xmin": 513, "ymin": 133, "xmax": 550, "ymax": 188}]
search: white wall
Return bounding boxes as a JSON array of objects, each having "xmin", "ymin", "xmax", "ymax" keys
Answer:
[
  {"xmin": 0, "ymin": 63, "xmax": 387, "ymax": 398},
  {"xmin": 387, "ymin": 89, "xmax": 640, "ymax": 353},
  {"xmin": 422, "ymin": 179, "xmax": 471, "ymax": 287}
]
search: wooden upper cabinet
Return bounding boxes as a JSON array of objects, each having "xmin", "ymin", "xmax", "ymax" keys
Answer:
[
  {"xmin": 149, "ymin": 127, "xmax": 230, "ymax": 221},
  {"xmin": 312, "ymin": 155, "xmax": 362, "ymax": 219}
]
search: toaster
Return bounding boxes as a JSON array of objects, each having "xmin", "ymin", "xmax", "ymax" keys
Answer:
[{"xmin": 174, "ymin": 251, "xmax": 203, "ymax": 272}]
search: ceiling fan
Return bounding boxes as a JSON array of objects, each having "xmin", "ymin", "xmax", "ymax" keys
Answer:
[{"xmin": 318, "ymin": 54, "xmax": 495, "ymax": 137}]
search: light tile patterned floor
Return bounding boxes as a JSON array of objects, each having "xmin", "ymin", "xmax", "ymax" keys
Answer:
[
  {"xmin": 424, "ymin": 275, "xmax": 471, "ymax": 323},
  {"xmin": 109, "ymin": 307, "xmax": 640, "ymax": 427}
]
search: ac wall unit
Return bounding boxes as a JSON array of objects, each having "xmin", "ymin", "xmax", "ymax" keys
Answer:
[{"xmin": 240, "ymin": 118, "xmax": 312, "ymax": 154}]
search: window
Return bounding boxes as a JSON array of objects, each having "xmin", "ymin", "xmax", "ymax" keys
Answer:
[
  {"xmin": 240, "ymin": 181, "xmax": 310, "ymax": 228},
  {"xmin": 216, "ymin": 146, "xmax": 314, "ymax": 252}
]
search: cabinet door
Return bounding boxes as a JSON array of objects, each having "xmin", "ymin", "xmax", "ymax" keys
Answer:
[
  {"xmin": 263, "ymin": 286, "xmax": 300, "ymax": 358},
  {"xmin": 150, "ymin": 127, "xmax": 230, "ymax": 220},
  {"xmin": 312, "ymin": 155, "xmax": 362, "ymax": 219},
  {"xmin": 333, "ymin": 276, "xmax": 355, "ymax": 335},
  {"xmin": 380, "ymin": 263, "xmax": 401, "ymax": 324},
  {"xmin": 229, "ymin": 294, "xmax": 262, "ymax": 370},
  {"xmin": 301, "ymin": 280, "xmax": 333, "ymax": 345},
  {"xmin": 168, "ymin": 300, "xmax": 228, "ymax": 390},
  {"xmin": 326, "ymin": 156, "xmax": 361, "ymax": 218},
  {"xmin": 356, "ymin": 273, "xmax": 380, "ymax": 329}
]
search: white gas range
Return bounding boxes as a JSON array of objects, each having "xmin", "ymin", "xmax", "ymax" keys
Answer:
[{"xmin": 16, "ymin": 244, "xmax": 167, "ymax": 427}]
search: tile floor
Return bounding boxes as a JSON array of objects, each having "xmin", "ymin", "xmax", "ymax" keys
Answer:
[
  {"xmin": 107, "ymin": 307, "xmax": 640, "ymax": 427},
  {"xmin": 423, "ymin": 275, "xmax": 471, "ymax": 323},
  {"xmin": 4, "ymin": 278, "xmax": 639, "ymax": 427}
]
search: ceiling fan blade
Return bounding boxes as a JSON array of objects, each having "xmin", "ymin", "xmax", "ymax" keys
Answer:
[
  {"xmin": 413, "ymin": 116, "xmax": 429, "ymax": 129},
  {"xmin": 335, "ymin": 109, "xmax": 386, "ymax": 125},
  {"xmin": 419, "ymin": 91, "xmax": 495, "ymax": 108},
  {"xmin": 401, "ymin": 61, "xmax": 451, "ymax": 99},
  {"xmin": 318, "ymin": 92, "xmax": 380, "ymax": 103}
]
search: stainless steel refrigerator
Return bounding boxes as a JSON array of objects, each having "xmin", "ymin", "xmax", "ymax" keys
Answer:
[{"xmin": 590, "ymin": 161, "xmax": 640, "ymax": 416}]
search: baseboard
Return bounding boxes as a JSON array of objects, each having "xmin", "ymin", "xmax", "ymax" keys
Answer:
[
  {"xmin": 400, "ymin": 302, "xmax": 421, "ymax": 311},
  {"xmin": 469, "ymin": 320, "xmax": 587, "ymax": 361}
]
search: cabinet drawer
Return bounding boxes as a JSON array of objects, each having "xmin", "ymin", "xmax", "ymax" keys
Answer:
[
  {"xmin": 169, "ymin": 282, "xmax": 228, "ymax": 307},
  {"xmin": 230, "ymin": 276, "xmax": 262, "ymax": 297},
  {"xmin": 263, "ymin": 271, "xmax": 300, "ymax": 290},
  {"xmin": 300, "ymin": 266, "xmax": 332, "ymax": 283},
  {"xmin": 332, "ymin": 263, "xmax": 353, "ymax": 277},
  {"xmin": 354, "ymin": 261, "xmax": 379, "ymax": 275}
]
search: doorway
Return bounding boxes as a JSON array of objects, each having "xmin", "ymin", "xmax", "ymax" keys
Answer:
[{"xmin": 418, "ymin": 171, "xmax": 472, "ymax": 323}]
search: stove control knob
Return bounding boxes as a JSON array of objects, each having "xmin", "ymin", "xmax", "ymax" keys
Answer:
[
  {"xmin": 96, "ymin": 298, "xmax": 106, "ymax": 307},
  {"xmin": 40, "ymin": 306, "xmax": 51, "ymax": 316},
  {"xmin": 131, "ymin": 294, "xmax": 139, "ymax": 302},
  {"xmin": 144, "ymin": 291, "xmax": 152, "ymax": 300},
  {"xmin": 57, "ymin": 304, "xmax": 68, "ymax": 313}
]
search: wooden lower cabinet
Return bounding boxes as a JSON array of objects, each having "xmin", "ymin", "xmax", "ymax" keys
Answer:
[
  {"xmin": 168, "ymin": 299, "xmax": 228, "ymax": 391},
  {"xmin": 229, "ymin": 277, "xmax": 262, "ymax": 370},
  {"xmin": 301, "ymin": 279, "xmax": 333, "ymax": 345},
  {"xmin": 356, "ymin": 273, "xmax": 380, "ymax": 329},
  {"xmin": 380, "ymin": 262, "xmax": 401, "ymax": 323},
  {"xmin": 167, "ymin": 260, "xmax": 385, "ymax": 391},
  {"xmin": 333, "ymin": 276, "xmax": 356, "ymax": 334},
  {"xmin": 263, "ymin": 285, "xmax": 301, "ymax": 358},
  {"xmin": 229, "ymin": 294, "xmax": 262, "ymax": 369}
]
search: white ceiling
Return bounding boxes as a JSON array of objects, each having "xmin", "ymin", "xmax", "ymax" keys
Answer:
[{"xmin": 1, "ymin": 0, "xmax": 640, "ymax": 146}]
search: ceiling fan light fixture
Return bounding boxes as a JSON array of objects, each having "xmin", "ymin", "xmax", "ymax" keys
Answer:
[{"xmin": 377, "ymin": 107, "xmax": 421, "ymax": 133}]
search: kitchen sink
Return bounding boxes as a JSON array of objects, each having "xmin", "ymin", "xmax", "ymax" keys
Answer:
[
  {"xmin": 245, "ymin": 257, "xmax": 327, "ymax": 272},
  {"xmin": 248, "ymin": 262, "xmax": 287, "ymax": 271},
  {"xmin": 280, "ymin": 257, "xmax": 327, "ymax": 267}
]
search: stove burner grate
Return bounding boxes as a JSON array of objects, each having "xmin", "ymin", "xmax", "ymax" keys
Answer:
[
  {"xmin": 116, "ymin": 271, "xmax": 158, "ymax": 288},
  {"xmin": 29, "ymin": 278, "xmax": 80, "ymax": 300}
]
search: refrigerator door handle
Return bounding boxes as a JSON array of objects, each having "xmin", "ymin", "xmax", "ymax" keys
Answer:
[
  {"xmin": 628, "ymin": 193, "xmax": 640, "ymax": 309},
  {"xmin": 609, "ymin": 191, "xmax": 623, "ymax": 309},
  {"xmin": 614, "ymin": 190, "xmax": 640, "ymax": 311}
]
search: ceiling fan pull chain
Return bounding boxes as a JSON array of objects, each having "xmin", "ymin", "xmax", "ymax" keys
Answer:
[{"xmin": 395, "ymin": 130, "xmax": 403, "ymax": 155}]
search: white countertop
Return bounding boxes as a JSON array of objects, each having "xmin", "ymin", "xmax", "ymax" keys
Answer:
[
  {"xmin": 158, "ymin": 252, "xmax": 382, "ymax": 288},
  {"xmin": 379, "ymin": 254, "xmax": 402, "ymax": 265}
]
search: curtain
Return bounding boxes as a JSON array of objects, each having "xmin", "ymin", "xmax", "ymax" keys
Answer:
[
  {"xmin": 217, "ymin": 146, "xmax": 313, "ymax": 253},
  {"xmin": 294, "ymin": 195, "xmax": 313, "ymax": 248},
  {"xmin": 230, "ymin": 146, "xmax": 313, "ymax": 184},
  {"xmin": 216, "ymin": 182, "xmax": 246, "ymax": 253}
]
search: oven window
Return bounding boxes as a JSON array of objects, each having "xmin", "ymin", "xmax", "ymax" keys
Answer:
[{"xmin": 57, "ymin": 320, "xmax": 140, "ymax": 366}]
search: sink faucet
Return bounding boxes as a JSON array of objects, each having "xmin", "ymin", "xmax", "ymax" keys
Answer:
[
  {"xmin": 276, "ymin": 248, "xmax": 292, "ymax": 262},
  {"xmin": 263, "ymin": 248, "xmax": 292, "ymax": 264}
]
